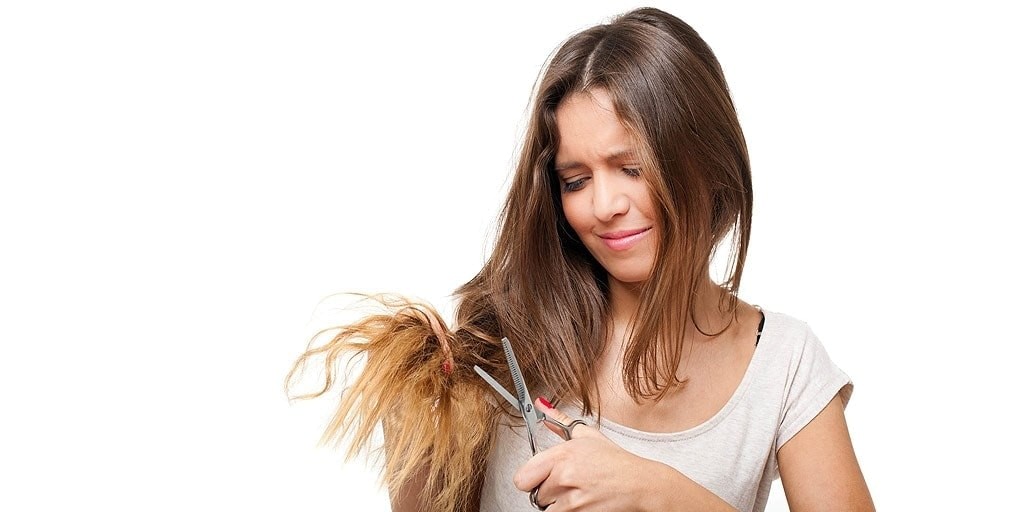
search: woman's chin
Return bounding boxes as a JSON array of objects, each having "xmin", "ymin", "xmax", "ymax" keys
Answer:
[{"xmin": 606, "ymin": 272, "xmax": 652, "ymax": 290}]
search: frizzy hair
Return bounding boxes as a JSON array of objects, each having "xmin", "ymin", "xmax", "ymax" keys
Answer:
[
  {"xmin": 285, "ymin": 7, "xmax": 752, "ymax": 511},
  {"xmin": 285, "ymin": 295, "xmax": 501, "ymax": 511}
]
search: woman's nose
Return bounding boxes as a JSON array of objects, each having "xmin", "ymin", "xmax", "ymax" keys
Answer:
[{"xmin": 592, "ymin": 175, "xmax": 630, "ymax": 222}]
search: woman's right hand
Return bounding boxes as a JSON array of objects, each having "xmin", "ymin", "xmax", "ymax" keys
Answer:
[{"xmin": 512, "ymin": 399, "xmax": 738, "ymax": 511}]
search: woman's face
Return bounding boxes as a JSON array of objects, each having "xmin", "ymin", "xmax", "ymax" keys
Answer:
[{"xmin": 554, "ymin": 89, "xmax": 659, "ymax": 287}]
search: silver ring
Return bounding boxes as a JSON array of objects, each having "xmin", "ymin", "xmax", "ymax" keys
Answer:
[{"xmin": 530, "ymin": 488, "xmax": 549, "ymax": 511}]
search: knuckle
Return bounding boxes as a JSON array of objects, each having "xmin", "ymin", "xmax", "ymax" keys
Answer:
[
  {"xmin": 561, "ymin": 465, "xmax": 578, "ymax": 483},
  {"xmin": 564, "ymin": 489, "xmax": 585, "ymax": 509},
  {"xmin": 552, "ymin": 461, "xmax": 577, "ymax": 485}
]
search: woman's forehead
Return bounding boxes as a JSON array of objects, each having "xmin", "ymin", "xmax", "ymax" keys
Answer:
[{"xmin": 554, "ymin": 90, "xmax": 645, "ymax": 169}]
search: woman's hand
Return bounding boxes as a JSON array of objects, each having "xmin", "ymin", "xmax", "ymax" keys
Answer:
[{"xmin": 512, "ymin": 398, "xmax": 664, "ymax": 511}]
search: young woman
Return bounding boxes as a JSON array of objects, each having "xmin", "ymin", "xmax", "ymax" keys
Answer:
[{"xmin": 287, "ymin": 7, "xmax": 873, "ymax": 512}]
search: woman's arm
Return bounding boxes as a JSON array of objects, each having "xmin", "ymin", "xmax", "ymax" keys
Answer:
[
  {"xmin": 777, "ymin": 395, "xmax": 875, "ymax": 511},
  {"xmin": 641, "ymin": 463, "xmax": 738, "ymax": 512}
]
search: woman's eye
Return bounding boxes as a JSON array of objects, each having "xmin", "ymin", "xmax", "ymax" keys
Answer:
[
  {"xmin": 562, "ymin": 178, "xmax": 587, "ymax": 192},
  {"xmin": 623, "ymin": 167, "xmax": 641, "ymax": 177}
]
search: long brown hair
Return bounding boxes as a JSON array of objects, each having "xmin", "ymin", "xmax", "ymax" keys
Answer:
[{"xmin": 285, "ymin": 7, "xmax": 752, "ymax": 511}]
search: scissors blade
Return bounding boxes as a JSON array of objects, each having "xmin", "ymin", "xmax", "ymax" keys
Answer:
[
  {"xmin": 503, "ymin": 337, "xmax": 541, "ymax": 454},
  {"xmin": 502, "ymin": 337, "xmax": 538, "ymax": 421},
  {"xmin": 473, "ymin": 365, "xmax": 520, "ymax": 410}
]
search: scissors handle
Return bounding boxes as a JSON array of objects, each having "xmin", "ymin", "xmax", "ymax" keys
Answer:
[
  {"xmin": 527, "ymin": 416, "xmax": 587, "ymax": 510},
  {"xmin": 541, "ymin": 415, "xmax": 587, "ymax": 441}
]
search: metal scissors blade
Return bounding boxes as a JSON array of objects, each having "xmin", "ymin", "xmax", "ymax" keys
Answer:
[
  {"xmin": 475, "ymin": 362, "xmax": 557, "ymax": 428},
  {"xmin": 474, "ymin": 337, "xmax": 587, "ymax": 511},
  {"xmin": 502, "ymin": 337, "xmax": 542, "ymax": 454},
  {"xmin": 473, "ymin": 365, "xmax": 519, "ymax": 410}
]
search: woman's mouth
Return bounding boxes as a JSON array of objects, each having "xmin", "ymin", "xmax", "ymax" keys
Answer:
[{"xmin": 598, "ymin": 228, "xmax": 651, "ymax": 251}]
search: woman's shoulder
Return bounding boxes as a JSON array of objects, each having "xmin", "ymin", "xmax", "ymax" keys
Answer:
[
  {"xmin": 756, "ymin": 307, "xmax": 833, "ymax": 360},
  {"xmin": 755, "ymin": 306, "xmax": 851, "ymax": 398},
  {"xmin": 754, "ymin": 307, "xmax": 854, "ymax": 449},
  {"xmin": 759, "ymin": 307, "xmax": 817, "ymax": 340}
]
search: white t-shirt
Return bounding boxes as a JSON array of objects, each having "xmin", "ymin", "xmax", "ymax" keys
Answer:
[{"xmin": 479, "ymin": 309, "xmax": 853, "ymax": 512}]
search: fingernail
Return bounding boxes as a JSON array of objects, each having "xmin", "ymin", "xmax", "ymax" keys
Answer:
[
  {"xmin": 442, "ymin": 360, "xmax": 452, "ymax": 375},
  {"xmin": 539, "ymin": 396, "xmax": 552, "ymax": 408}
]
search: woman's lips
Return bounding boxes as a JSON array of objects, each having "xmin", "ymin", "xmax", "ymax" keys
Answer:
[{"xmin": 598, "ymin": 228, "xmax": 651, "ymax": 251}]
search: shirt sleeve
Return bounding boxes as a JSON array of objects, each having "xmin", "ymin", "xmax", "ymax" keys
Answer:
[{"xmin": 775, "ymin": 325, "xmax": 853, "ymax": 452}]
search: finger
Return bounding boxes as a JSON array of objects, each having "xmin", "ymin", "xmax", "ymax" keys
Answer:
[
  {"xmin": 513, "ymin": 451, "xmax": 555, "ymax": 492},
  {"xmin": 535, "ymin": 397, "xmax": 592, "ymax": 439}
]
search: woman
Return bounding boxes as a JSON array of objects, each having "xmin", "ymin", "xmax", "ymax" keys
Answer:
[{"xmin": 287, "ymin": 7, "xmax": 874, "ymax": 511}]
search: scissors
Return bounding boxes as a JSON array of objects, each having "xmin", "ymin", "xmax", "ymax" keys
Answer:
[{"xmin": 474, "ymin": 337, "xmax": 586, "ymax": 511}]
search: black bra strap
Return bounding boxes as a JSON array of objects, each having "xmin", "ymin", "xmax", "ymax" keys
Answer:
[{"xmin": 755, "ymin": 309, "xmax": 765, "ymax": 347}]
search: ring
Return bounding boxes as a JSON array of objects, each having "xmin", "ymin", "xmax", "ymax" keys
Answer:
[{"xmin": 530, "ymin": 488, "xmax": 549, "ymax": 511}]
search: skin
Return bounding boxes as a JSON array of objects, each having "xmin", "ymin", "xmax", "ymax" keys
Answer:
[
  {"xmin": 553, "ymin": 90, "xmax": 658, "ymax": 289},
  {"xmin": 511, "ymin": 89, "xmax": 875, "ymax": 511}
]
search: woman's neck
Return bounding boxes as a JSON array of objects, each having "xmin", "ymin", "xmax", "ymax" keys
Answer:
[
  {"xmin": 606, "ymin": 275, "xmax": 731, "ymax": 343},
  {"xmin": 607, "ymin": 278, "xmax": 644, "ymax": 328}
]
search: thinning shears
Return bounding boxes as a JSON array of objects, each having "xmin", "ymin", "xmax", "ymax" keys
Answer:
[{"xmin": 474, "ymin": 337, "xmax": 586, "ymax": 510}]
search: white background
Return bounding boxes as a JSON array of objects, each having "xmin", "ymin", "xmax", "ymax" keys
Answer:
[{"xmin": 1, "ymin": 1, "xmax": 1021, "ymax": 510}]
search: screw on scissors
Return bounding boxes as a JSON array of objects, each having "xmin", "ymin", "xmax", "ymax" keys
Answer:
[{"xmin": 474, "ymin": 337, "xmax": 587, "ymax": 511}]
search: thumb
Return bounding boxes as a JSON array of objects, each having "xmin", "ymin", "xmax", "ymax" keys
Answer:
[{"xmin": 535, "ymin": 396, "xmax": 591, "ymax": 440}]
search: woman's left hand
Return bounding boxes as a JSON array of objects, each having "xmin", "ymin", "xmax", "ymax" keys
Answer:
[{"xmin": 513, "ymin": 398, "xmax": 665, "ymax": 511}]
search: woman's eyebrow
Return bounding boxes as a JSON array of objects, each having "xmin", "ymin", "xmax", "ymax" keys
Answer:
[
  {"xmin": 555, "ymin": 148, "xmax": 638, "ymax": 172},
  {"xmin": 606, "ymin": 148, "xmax": 638, "ymax": 162},
  {"xmin": 554, "ymin": 160, "xmax": 583, "ymax": 173}
]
